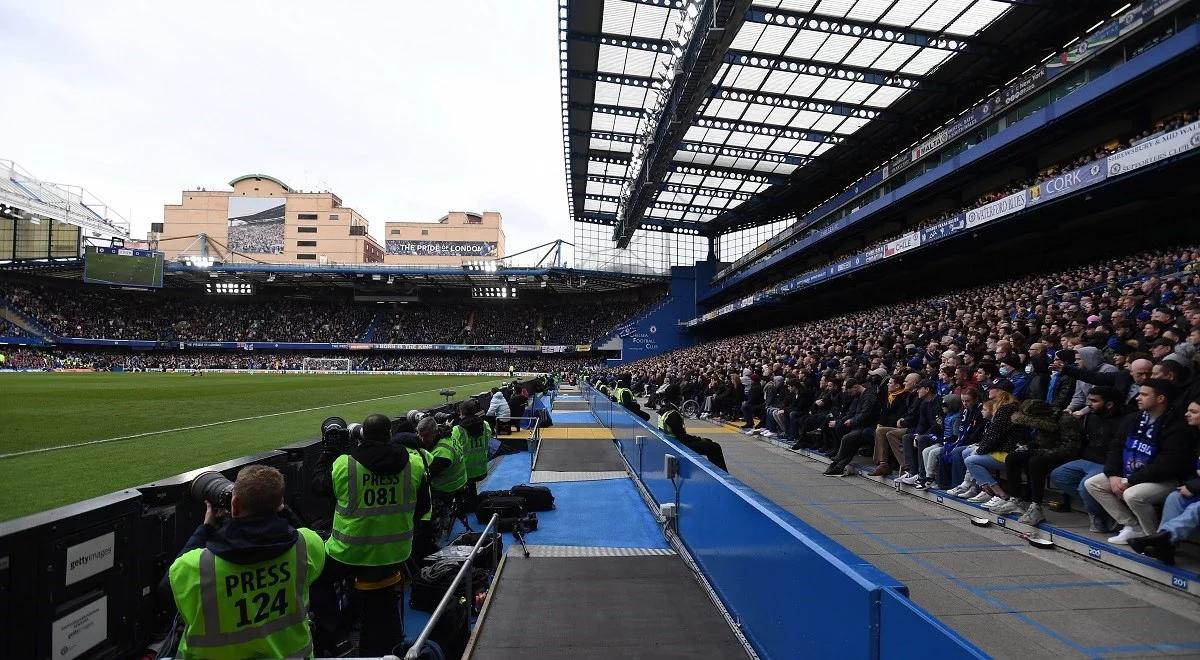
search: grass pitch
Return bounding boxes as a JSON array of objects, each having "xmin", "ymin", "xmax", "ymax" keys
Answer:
[{"xmin": 0, "ymin": 372, "xmax": 508, "ymax": 522}]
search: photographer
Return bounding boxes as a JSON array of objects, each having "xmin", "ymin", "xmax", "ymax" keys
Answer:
[
  {"xmin": 509, "ymin": 386, "xmax": 530, "ymax": 430},
  {"xmin": 614, "ymin": 377, "xmax": 650, "ymax": 421},
  {"xmin": 310, "ymin": 413, "xmax": 430, "ymax": 656},
  {"xmin": 417, "ymin": 416, "xmax": 468, "ymax": 498},
  {"xmin": 164, "ymin": 465, "xmax": 326, "ymax": 659},
  {"xmin": 452, "ymin": 400, "xmax": 493, "ymax": 510}
]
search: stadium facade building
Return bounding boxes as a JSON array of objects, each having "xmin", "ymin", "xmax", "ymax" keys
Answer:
[
  {"xmin": 151, "ymin": 174, "xmax": 384, "ymax": 265},
  {"xmin": 383, "ymin": 211, "xmax": 506, "ymax": 265}
]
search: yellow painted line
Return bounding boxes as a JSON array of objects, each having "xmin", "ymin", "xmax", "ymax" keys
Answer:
[{"xmin": 537, "ymin": 427, "xmax": 614, "ymax": 440}]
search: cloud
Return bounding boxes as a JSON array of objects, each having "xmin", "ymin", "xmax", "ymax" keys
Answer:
[{"xmin": 0, "ymin": 0, "xmax": 568, "ymax": 255}]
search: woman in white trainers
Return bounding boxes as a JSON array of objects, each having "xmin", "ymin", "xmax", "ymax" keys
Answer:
[{"xmin": 963, "ymin": 392, "xmax": 1022, "ymax": 510}]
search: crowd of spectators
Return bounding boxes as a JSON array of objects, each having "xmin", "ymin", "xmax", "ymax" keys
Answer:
[
  {"xmin": 227, "ymin": 222, "xmax": 285, "ymax": 255},
  {"xmin": 0, "ymin": 282, "xmax": 374, "ymax": 342},
  {"xmin": 736, "ymin": 108, "xmax": 1198, "ymax": 297},
  {"xmin": 615, "ymin": 244, "xmax": 1200, "ymax": 560},
  {"xmin": 540, "ymin": 298, "xmax": 658, "ymax": 344},
  {"xmin": 377, "ymin": 306, "xmax": 471, "ymax": 344},
  {"xmin": 1, "ymin": 320, "xmax": 29, "ymax": 337},
  {"xmin": 0, "ymin": 281, "xmax": 661, "ymax": 346},
  {"xmin": 0, "ymin": 347, "xmax": 604, "ymax": 374}
]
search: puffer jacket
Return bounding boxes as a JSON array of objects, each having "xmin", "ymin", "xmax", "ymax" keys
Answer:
[{"xmin": 1010, "ymin": 399, "xmax": 1081, "ymax": 456}]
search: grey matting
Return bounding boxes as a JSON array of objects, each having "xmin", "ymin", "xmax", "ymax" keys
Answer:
[
  {"xmin": 550, "ymin": 400, "xmax": 590, "ymax": 411},
  {"xmin": 534, "ymin": 439, "xmax": 626, "ymax": 473},
  {"xmin": 529, "ymin": 470, "xmax": 627, "ymax": 483},
  {"xmin": 469, "ymin": 556, "xmax": 747, "ymax": 659},
  {"xmin": 711, "ymin": 435, "xmax": 1200, "ymax": 659}
]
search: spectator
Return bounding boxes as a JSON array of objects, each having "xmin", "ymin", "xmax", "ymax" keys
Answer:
[
  {"xmin": 963, "ymin": 391, "xmax": 1022, "ymax": 509},
  {"xmin": 1128, "ymin": 396, "xmax": 1200, "ymax": 564},
  {"xmin": 821, "ymin": 379, "xmax": 880, "ymax": 476},
  {"xmin": 997, "ymin": 401, "xmax": 1081, "ymax": 524},
  {"xmin": 869, "ymin": 373, "xmax": 919, "ymax": 477},
  {"xmin": 1085, "ymin": 380, "xmax": 1196, "ymax": 544},
  {"xmin": 1050, "ymin": 386, "xmax": 1126, "ymax": 532}
]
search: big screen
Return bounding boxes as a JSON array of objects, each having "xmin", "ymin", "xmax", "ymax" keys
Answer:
[{"xmin": 83, "ymin": 246, "xmax": 164, "ymax": 288}]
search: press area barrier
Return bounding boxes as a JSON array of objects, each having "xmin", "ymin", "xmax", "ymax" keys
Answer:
[
  {"xmin": 583, "ymin": 385, "xmax": 986, "ymax": 660},
  {"xmin": 0, "ymin": 377, "xmax": 546, "ymax": 660}
]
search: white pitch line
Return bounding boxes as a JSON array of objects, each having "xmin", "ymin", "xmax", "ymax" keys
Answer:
[{"xmin": 0, "ymin": 378, "xmax": 502, "ymax": 460}]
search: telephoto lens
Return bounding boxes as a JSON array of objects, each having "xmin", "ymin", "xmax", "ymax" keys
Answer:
[{"xmin": 189, "ymin": 471, "xmax": 234, "ymax": 509}]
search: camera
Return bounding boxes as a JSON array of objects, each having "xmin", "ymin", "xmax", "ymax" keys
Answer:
[
  {"xmin": 320, "ymin": 416, "xmax": 361, "ymax": 457},
  {"xmin": 189, "ymin": 471, "xmax": 234, "ymax": 509}
]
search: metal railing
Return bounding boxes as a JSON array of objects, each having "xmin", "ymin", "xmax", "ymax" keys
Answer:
[
  {"xmin": 404, "ymin": 513, "xmax": 501, "ymax": 660},
  {"xmin": 488, "ymin": 414, "xmax": 542, "ymax": 472}
]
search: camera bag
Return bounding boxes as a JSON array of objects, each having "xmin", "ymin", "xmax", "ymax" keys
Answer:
[
  {"xmin": 409, "ymin": 559, "xmax": 488, "ymax": 612},
  {"xmin": 449, "ymin": 531, "xmax": 504, "ymax": 571},
  {"xmin": 474, "ymin": 494, "xmax": 525, "ymax": 524},
  {"xmin": 510, "ymin": 484, "xmax": 555, "ymax": 511}
]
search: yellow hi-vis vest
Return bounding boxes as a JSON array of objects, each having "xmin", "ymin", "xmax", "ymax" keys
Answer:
[
  {"xmin": 658, "ymin": 409, "xmax": 680, "ymax": 438},
  {"xmin": 326, "ymin": 454, "xmax": 424, "ymax": 566},
  {"xmin": 453, "ymin": 421, "xmax": 493, "ymax": 481},
  {"xmin": 169, "ymin": 527, "xmax": 325, "ymax": 659},
  {"xmin": 428, "ymin": 435, "xmax": 468, "ymax": 493},
  {"xmin": 614, "ymin": 387, "xmax": 634, "ymax": 405}
]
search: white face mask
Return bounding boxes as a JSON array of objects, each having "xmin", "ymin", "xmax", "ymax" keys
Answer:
[{"xmin": 999, "ymin": 366, "xmax": 1011, "ymax": 377}]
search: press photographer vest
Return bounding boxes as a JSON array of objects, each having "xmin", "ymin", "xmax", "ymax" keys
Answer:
[
  {"xmin": 658, "ymin": 410, "xmax": 679, "ymax": 438},
  {"xmin": 429, "ymin": 435, "xmax": 468, "ymax": 493},
  {"xmin": 408, "ymin": 448, "xmax": 434, "ymax": 523},
  {"xmin": 169, "ymin": 528, "xmax": 324, "ymax": 660},
  {"xmin": 453, "ymin": 421, "xmax": 492, "ymax": 480},
  {"xmin": 327, "ymin": 454, "xmax": 423, "ymax": 566}
]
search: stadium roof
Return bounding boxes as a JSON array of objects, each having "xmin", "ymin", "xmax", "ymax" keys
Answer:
[
  {"xmin": 0, "ymin": 158, "xmax": 130, "ymax": 238},
  {"xmin": 0, "ymin": 258, "xmax": 665, "ymax": 293},
  {"xmin": 560, "ymin": 0, "xmax": 1125, "ymax": 245}
]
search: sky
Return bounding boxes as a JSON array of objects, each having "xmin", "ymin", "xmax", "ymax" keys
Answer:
[{"xmin": 0, "ymin": 1, "xmax": 569, "ymax": 256}]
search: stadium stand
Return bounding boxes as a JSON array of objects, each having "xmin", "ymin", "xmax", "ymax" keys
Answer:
[
  {"xmin": 1, "ymin": 347, "xmax": 605, "ymax": 373},
  {"xmin": 0, "ymin": 279, "xmax": 663, "ymax": 346},
  {"xmin": 614, "ymin": 241, "xmax": 1200, "ymax": 557},
  {"xmin": 705, "ymin": 106, "xmax": 1200, "ymax": 308}
]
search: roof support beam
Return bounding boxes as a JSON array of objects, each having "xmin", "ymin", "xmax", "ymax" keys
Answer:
[
  {"xmin": 669, "ymin": 162, "xmax": 789, "ymax": 185},
  {"xmin": 744, "ymin": 7, "xmax": 988, "ymax": 54},
  {"xmin": 724, "ymin": 49, "xmax": 938, "ymax": 91},
  {"xmin": 592, "ymin": 194, "xmax": 739, "ymax": 217},
  {"xmin": 567, "ymin": 31, "xmax": 673, "ymax": 55},
  {"xmin": 587, "ymin": 174, "xmax": 629, "ymax": 186},
  {"xmin": 571, "ymin": 102, "xmax": 648, "ymax": 118},
  {"xmin": 661, "ymin": 182, "xmax": 753, "ymax": 201},
  {"xmin": 693, "ymin": 116, "xmax": 843, "ymax": 145},
  {"xmin": 579, "ymin": 211, "xmax": 704, "ymax": 233},
  {"xmin": 592, "ymin": 193, "xmax": 732, "ymax": 216},
  {"xmin": 568, "ymin": 70, "xmax": 658, "ymax": 89},
  {"xmin": 649, "ymin": 199, "xmax": 737, "ymax": 215},
  {"xmin": 581, "ymin": 128, "xmax": 809, "ymax": 166},
  {"xmin": 677, "ymin": 140, "xmax": 810, "ymax": 166},
  {"xmin": 708, "ymin": 86, "xmax": 885, "ymax": 119}
]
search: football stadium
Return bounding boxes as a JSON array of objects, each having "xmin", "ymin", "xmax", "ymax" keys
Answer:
[{"xmin": 3, "ymin": 0, "xmax": 1200, "ymax": 658}]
